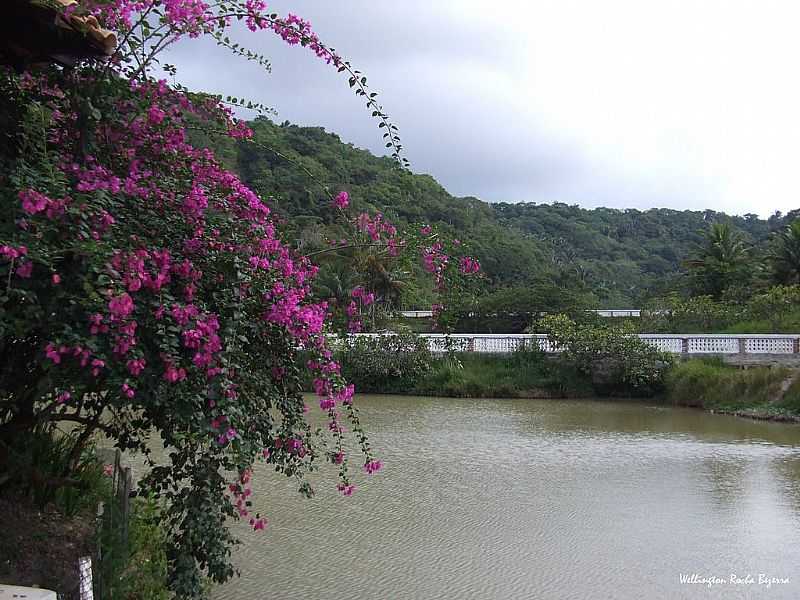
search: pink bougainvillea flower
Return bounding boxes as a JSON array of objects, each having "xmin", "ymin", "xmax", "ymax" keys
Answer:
[
  {"xmin": 336, "ymin": 483, "xmax": 356, "ymax": 496},
  {"xmin": 147, "ymin": 104, "xmax": 166, "ymax": 125},
  {"xmin": 45, "ymin": 343, "xmax": 61, "ymax": 364},
  {"xmin": 90, "ymin": 358, "xmax": 105, "ymax": 377},
  {"xmin": 108, "ymin": 293, "xmax": 134, "ymax": 320},
  {"xmin": 459, "ymin": 256, "xmax": 481, "ymax": 274},
  {"xmin": 127, "ymin": 358, "xmax": 146, "ymax": 376},
  {"xmin": 333, "ymin": 190, "xmax": 349, "ymax": 209},
  {"xmin": 0, "ymin": 6, "xmax": 423, "ymax": 583},
  {"xmin": 15, "ymin": 260, "xmax": 33, "ymax": 278},
  {"xmin": 19, "ymin": 189, "xmax": 49, "ymax": 215},
  {"xmin": 364, "ymin": 460, "xmax": 383, "ymax": 475}
]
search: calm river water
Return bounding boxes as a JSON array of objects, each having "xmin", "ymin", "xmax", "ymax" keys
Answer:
[{"xmin": 199, "ymin": 395, "xmax": 800, "ymax": 599}]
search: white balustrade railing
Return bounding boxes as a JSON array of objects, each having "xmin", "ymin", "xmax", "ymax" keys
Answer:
[
  {"xmin": 744, "ymin": 337, "xmax": 797, "ymax": 354},
  {"xmin": 399, "ymin": 310, "xmax": 434, "ymax": 318},
  {"xmin": 687, "ymin": 337, "xmax": 739, "ymax": 354},
  {"xmin": 637, "ymin": 335, "xmax": 685, "ymax": 353},
  {"xmin": 398, "ymin": 309, "xmax": 643, "ymax": 319},
  {"xmin": 344, "ymin": 333, "xmax": 800, "ymax": 356},
  {"xmin": 592, "ymin": 309, "xmax": 642, "ymax": 318}
]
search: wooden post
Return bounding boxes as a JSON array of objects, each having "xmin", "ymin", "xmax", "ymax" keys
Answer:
[
  {"xmin": 738, "ymin": 338, "xmax": 747, "ymax": 355},
  {"xmin": 118, "ymin": 467, "xmax": 132, "ymax": 549},
  {"xmin": 681, "ymin": 337, "xmax": 689, "ymax": 355},
  {"xmin": 795, "ymin": 337, "xmax": 800, "ymax": 354}
]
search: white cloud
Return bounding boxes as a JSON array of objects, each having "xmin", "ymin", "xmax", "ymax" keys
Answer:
[{"xmin": 167, "ymin": 0, "xmax": 800, "ymax": 217}]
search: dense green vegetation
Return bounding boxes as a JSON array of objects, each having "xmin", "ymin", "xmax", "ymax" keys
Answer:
[
  {"xmin": 333, "ymin": 323, "xmax": 669, "ymax": 399},
  {"xmin": 227, "ymin": 119, "xmax": 800, "ymax": 413},
  {"xmin": 200, "ymin": 118, "xmax": 800, "ymax": 317},
  {"xmin": 0, "ymin": 429, "xmax": 170, "ymax": 598},
  {"xmin": 539, "ymin": 315, "xmax": 672, "ymax": 396},
  {"xmin": 641, "ymin": 285, "xmax": 800, "ymax": 333},
  {"xmin": 666, "ymin": 359, "xmax": 800, "ymax": 420},
  {"xmin": 98, "ymin": 494, "xmax": 171, "ymax": 600},
  {"xmin": 334, "ymin": 341, "xmax": 592, "ymax": 399},
  {"xmin": 413, "ymin": 351, "xmax": 592, "ymax": 399},
  {"xmin": 335, "ymin": 334, "xmax": 434, "ymax": 393}
]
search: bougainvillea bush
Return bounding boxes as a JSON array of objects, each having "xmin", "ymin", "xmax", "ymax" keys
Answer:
[{"xmin": 0, "ymin": 1, "xmax": 479, "ymax": 595}]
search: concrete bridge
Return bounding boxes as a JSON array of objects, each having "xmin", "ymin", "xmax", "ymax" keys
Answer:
[{"xmin": 351, "ymin": 333, "xmax": 800, "ymax": 365}]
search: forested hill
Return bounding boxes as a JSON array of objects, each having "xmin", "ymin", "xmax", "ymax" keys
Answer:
[{"xmin": 201, "ymin": 117, "xmax": 797, "ymax": 307}]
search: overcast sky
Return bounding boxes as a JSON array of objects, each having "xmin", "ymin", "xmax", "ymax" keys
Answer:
[{"xmin": 166, "ymin": 1, "xmax": 800, "ymax": 217}]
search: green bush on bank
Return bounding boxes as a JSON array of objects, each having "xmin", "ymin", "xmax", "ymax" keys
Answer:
[
  {"xmin": 0, "ymin": 430, "xmax": 110, "ymax": 594},
  {"xmin": 337, "ymin": 333, "xmax": 433, "ymax": 393},
  {"xmin": 0, "ymin": 430, "xmax": 170, "ymax": 598},
  {"xmin": 538, "ymin": 315, "xmax": 672, "ymax": 396},
  {"xmin": 778, "ymin": 378, "xmax": 800, "ymax": 414},
  {"xmin": 336, "ymin": 321, "xmax": 675, "ymax": 399}
]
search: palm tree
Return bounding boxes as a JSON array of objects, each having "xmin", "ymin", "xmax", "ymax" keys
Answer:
[
  {"xmin": 769, "ymin": 220, "xmax": 800, "ymax": 285},
  {"xmin": 313, "ymin": 262, "xmax": 361, "ymax": 309},
  {"xmin": 684, "ymin": 222, "xmax": 750, "ymax": 298},
  {"xmin": 362, "ymin": 253, "xmax": 407, "ymax": 310}
]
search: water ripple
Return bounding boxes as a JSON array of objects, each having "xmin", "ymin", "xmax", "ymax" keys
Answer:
[{"xmin": 200, "ymin": 396, "xmax": 800, "ymax": 600}]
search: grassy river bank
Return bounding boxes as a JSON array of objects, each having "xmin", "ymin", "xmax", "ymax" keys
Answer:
[
  {"xmin": 665, "ymin": 358, "xmax": 800, "ymax": 422},
  {"xmin": 332, "ymin": 343, "xmax": 800, "ymax": 422}
]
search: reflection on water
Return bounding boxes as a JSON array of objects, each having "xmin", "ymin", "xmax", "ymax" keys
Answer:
[{"xmin": 163, "ymin": 396, "xmax": 800, "ymax": 599}]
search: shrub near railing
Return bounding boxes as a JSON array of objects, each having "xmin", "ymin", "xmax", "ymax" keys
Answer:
[
  {"xmin": 339, "ymin": 336, "xmax": 594, "ymax": 399},
  {"xmin": 337, "ymin": 333, "xmax": 433, "ymax": 393},
  {"xmin": 540, "ymin": 315, "xmax": 673, "ymax": 396}
]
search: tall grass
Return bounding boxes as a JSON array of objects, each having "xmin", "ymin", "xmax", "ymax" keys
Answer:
[
  {"xmin": 775, "ymin": 376, "xmax": 800, "ymax": 414},
  {"xmin": 3, "ymin": 426, "xmax": 109, "ymax": 517},
  {"xmin": 666, "ymin": 358, "xmax": 795, "ymax": 415},
  {"xmin": 97, "ymin": 494, "xmax": 171, "ymax": 600},
  {"xmin": 408, "ymin": 348, "xmax": 593, "ymax": 398}
]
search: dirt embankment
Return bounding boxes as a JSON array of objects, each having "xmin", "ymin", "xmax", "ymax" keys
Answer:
[{"xmin": 0, "ymin": 493, "xmax": 96, "ymax": 598}]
